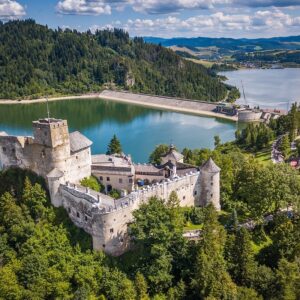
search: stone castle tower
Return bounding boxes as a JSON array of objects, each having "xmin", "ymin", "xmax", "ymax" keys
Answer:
[
  {"xmin": 200, "ymin": 158, "xmax": 221, "ymax": 210},
  {"xmin": 31, "ymin": 119, "xmax": 71, "ymax": 177}
]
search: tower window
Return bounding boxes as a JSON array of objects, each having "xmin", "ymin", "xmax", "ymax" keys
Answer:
[
  {"xmin": 77, "ymin": 212, "xmax": 80, "ymax": 218},
  {"xmin": 102, "ymin": 244, "xmax": 106, "ymax": 248},
  {"xmin": 194, "ymin": 191, "xmax": 197, "ymax": 196},
  {"xmin": 211, "ymin": 194, "xmax": 213, "ymax": 198},
  {"xmin": 183, "ymin": 196, "xmax": 186, "ymax": 200},
  {"xmin": 110, "ymin": 228, "xmax": 114, "ymax": 233},
  {"xmin": 85, "ymin": 216, "xmax": 88, "ymax": 222},
  {"xmin": 107, "ymin": 177, "xmax": 110, "ymax": 181}
]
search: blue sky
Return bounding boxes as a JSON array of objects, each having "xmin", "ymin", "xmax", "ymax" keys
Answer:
[{"xmin": 1, "ymin": 0, "xmax": 300, "ymax": 38}]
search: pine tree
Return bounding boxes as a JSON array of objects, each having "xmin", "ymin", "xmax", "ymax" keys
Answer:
[
  {"xmin": 214, "ymin": 135, "xmax": 221, "ymax": 149},
  {"xmin": 191, "ymin": 205, "xmax": 237, "ymax": 299},
  {"xmin": 135, "ymin": 272, "xmax": 150, "ymax": 300},
  {"xmin": 226, "ymin": 227, "xmax": 257, "ymax": 286},
  {"xmin": 106, "ymin": 134, "xmax": 122, "ymax": 155}
]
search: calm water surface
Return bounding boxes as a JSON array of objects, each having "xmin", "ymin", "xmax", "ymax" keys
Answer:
[
  {"xmin": 0, "ymin": 99, "xmax": 236, "ymax": 162},
  {"xmin": 220, "ymin": 68, "xmax": 300, "ymax": 110}
]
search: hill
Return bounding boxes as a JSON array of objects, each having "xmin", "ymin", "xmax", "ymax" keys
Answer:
[
  {"xmin": 144, "ymin": 36, "xmax": 300, "ymax": 51},
  {"xmin": 0, "ymin": 20, "xmax": 228, "ymax": 102}
]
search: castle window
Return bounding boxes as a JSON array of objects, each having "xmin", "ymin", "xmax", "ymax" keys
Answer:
[
  {"xmin": 183, "ymin": 196, "xmax": 186, "ymax": 200},
  {"xmin": 110, "ymin": 228, "xmax": 114, "ymax": 233},
  {"xmin": 2, "ymin": 147, "xmax": 6, "ymax": 152},
  {"xmin": 107, "ymin": 177, "xmax": 110, "ymax": 181},
  {"xmin": 100, "ymin": 176, "xmax": 103, "ymax": 181},
  {"xmin": 129, "ymin": 178, "xmax": 133, "ymax": 184},
  {"xmin": 211, "ymin": 182, "xmax": 213, "ymax": 186},
  {"xmin": 68, "ymin": 207, "xmax": 71, "ymax": 213},
  {"xmin": 77, "ymin": 212, "xmax": 80, "ymax": 218},
  {"xmin": 102, "ymin": 244, "xmax": 106, "ymax": 248},
  {"xmin": 119, "ymin": 178, "xmax": 123, "ymax": 184},
  {"xmin": 194, "ymin": 191, "xmax": 197, "ymax": 196},
  {"xmin": 211, "ymin": 194, "xmax": 213, "ymax": 198},
  {"xmin": 85, "ymin": 216, "xmax": 88, "ymax": 222},
  {"xmin": 12, "ymin": 148, "xmax": 15, "ymax": 153}
]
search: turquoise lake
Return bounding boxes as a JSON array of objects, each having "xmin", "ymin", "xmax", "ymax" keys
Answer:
[
  {"xmin": 1, "ymin": 68, "xmax": 298, "ymax": 162},
  {"xmin": 0, "ymin": 99, "xmax": 237, "ymax": 162}
]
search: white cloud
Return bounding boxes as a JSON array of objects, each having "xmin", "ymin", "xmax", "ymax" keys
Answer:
[
  {"xmin": 0, "ymin": 0, "xmax": 25, "ymax": 20},
  {"xmin": 234, "ymin": 0, "xmax": 300, "ymax": 8},
  {"xmin": 56, "ymin": 0, "xmax": 112, "ymax": 15},
  {"xmin": 129, "ymin": 0, "xmax": 231, "ymax": 14},
  {"xmin": 97, "ymin": 8, "xmax": 300, "ymax": 37},
  {"xmin": 55, "ymin": 0, "xmax": 300, "ymax": 16}
]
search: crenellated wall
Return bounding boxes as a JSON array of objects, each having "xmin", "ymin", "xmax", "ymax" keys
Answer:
[
  {"xmin": 60, "ymin": 170, "xmax": 202, "ymax": 256},
  {"xmin": 0, "ymin": 118, "xmax": 221, "ymax": 257}
]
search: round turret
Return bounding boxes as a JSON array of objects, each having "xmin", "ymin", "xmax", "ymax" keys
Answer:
[{"xmin": 199, "ymin": 158, "xmax": 221, "ymax": 211}]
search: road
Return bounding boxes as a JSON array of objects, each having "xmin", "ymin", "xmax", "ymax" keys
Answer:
[{"xmin": 271, "ymin": 135, "xmax": 285, "ymax": 164}]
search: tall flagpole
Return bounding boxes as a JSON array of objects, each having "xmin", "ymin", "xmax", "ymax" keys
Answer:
[{"xmin": 46, "ymin": 95, "xmax": 50, "ymax": 122}]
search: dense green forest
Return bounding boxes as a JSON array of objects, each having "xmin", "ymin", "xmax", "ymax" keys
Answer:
[
  {"xmin": 1, "ymin": 103, "xmax": 300, "ymax": 299},
  {"xmin": 1, "ymin": 110, "xmax": 300, "ymax": 298},
  {"xmin": 0, "ymin": 19, "xmax": 228, "ymax": 101}
]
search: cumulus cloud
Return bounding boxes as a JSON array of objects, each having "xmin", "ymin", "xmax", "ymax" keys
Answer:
[
  {"xmin": 97, "ymin": 8, "xmax": 300, "ymax": 37},
  {"xmin": 56, "ymin": 0, "xmax": 112, "ymax": 15},
  {"xmin": 129, "ymin": 0, "xmax": 230, "ymax": 14},
  {"xmin": 0, "ymin": 0, "xmax": 25, "ymax": 20},
  {"xmin": 55, "ymin": 0, "xmax": 300, "ymax": 15},
  {"xmin": 129, "ymin": 0, "xmax": 300, "ymax": 14},
  {"xmin": 234, "ymin": 0, "xmax": 300, "ymax": 8}
]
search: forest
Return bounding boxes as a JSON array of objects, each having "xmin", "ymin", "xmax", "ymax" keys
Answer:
[
  {"xmin": 1, "ymin": 107, "xmax": 300, "ymax": 299},
  {"xmin": 0, "ymin": 19, "xmax": 228, "ymax": 102}
]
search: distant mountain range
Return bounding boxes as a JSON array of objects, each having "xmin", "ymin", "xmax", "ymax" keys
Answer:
[{"xmin": 144, "ymin": 36, "xmax": 300, "ymax": 52}]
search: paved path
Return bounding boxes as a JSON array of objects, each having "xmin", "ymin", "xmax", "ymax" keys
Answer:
[{"xmin": 272, "ymin": 135, "xmax": 285, "ymax": 164}]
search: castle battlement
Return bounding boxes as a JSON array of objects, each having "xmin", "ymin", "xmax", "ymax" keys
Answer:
[{"xmin": 0, "ymin": 118, "xmax": 220, "ymax": 256}]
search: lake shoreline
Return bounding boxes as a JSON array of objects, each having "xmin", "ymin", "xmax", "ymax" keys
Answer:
[{"xmin": 0, "ymin": 90, "xmax": 237, "ymax": 122}]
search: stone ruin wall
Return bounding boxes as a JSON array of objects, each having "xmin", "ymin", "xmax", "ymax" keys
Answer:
[{"xmin": 60, "ymin": 171, "xmax": 201, "ymax": 256}]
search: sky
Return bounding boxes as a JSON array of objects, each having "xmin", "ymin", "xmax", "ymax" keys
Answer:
[{"xmin": 1, "ymin": 0, "xmax": 300, "ymax": 38}]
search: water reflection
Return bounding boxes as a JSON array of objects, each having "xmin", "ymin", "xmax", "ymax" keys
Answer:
[{"xmin": 0, "ymin": 99, "xmax": 237, "ymax": 162}]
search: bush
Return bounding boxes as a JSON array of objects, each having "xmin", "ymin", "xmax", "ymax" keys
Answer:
[{"xmin": 80, "ymin": 176, "xmax": 103, "ymax": 192}]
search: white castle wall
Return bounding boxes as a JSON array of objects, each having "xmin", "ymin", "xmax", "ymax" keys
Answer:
[
  {"xmin": 0, "ymin": 118, "xmax": 220, "ymax": 257},
  {"xmin": 60, "ymin": 171, "xmax": 202, "ymax": 256}
]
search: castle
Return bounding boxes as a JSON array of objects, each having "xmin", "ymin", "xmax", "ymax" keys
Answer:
[{"xmin": 0, "ymin": 118, "xmax": 221, "ymax": 256}]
